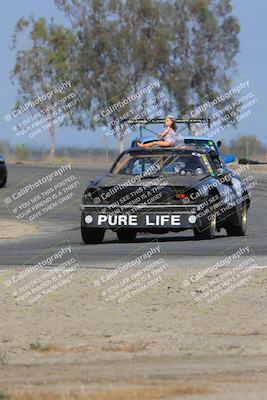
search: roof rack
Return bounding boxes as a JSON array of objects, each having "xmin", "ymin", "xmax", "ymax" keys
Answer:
[
  {"xmin": 127, "ymin": 145, "xmax": 207, "ymax": 154},
  {"xmin": 120, "ymin": 117, "xmax": 211, "ymax": 128}
]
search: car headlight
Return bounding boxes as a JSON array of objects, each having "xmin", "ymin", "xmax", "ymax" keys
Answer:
[
  {"xmin": 82, "ymin": 188, "xmax": 97, "ymax": 204},
  {"xmin": 82, "ymin": 194, "xmax": 92, "ymax": 204}
]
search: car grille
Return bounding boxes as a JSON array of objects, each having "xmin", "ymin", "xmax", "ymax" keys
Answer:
[{"xmin": 97, "ymin": 186, "xmax": 177, "ymax": 205}]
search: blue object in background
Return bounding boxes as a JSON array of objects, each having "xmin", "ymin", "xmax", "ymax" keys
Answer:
[{"xmin": 223, "ymin": 154, "xmax": 236, "ymax": 164}]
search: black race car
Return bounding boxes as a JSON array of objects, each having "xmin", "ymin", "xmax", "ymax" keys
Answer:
[
  {"xmin": 80, "ymin": 146, "xmax": 250, "ymax": 243},
  {"xmin": 0, "ymin": 155, "xmax": 7, "ymax": 187}
]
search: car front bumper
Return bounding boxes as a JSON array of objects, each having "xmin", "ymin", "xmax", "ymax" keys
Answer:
[{"xmin": 80, "ymin": 204, "xmax": 198, "ymax": 229}]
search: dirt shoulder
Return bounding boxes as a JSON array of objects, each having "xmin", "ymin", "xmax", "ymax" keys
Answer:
[
  {"xmin": 0, "ymin": 219, "xmax": 38, "ymax": 240},
  {"xmin": 1, "ymin": 265, "xmax": 267, "ymax": 399}
]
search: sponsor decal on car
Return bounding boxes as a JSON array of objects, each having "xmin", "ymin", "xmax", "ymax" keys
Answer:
[{"xmin": 84, "ymin": 213, "xmax": 197, "ymax": 227}]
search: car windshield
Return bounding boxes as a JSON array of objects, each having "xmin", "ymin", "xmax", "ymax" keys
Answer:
[{"xmin": 111, "ymin": 152, "xmax": 211, "ymax": 177}]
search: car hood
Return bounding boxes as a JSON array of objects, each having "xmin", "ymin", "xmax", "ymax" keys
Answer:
[{"xmin": 89, "ymin": 173, "xmax": 211, "ymax": 189}]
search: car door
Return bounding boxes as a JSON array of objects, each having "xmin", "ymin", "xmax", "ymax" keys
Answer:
[{"xmin": 208, "ymin": 151, "xmax": 237, "ymax": 215}]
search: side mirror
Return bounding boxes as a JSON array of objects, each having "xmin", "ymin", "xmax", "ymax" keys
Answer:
[
  {"xmin": 223, "ymin": 154, "xmax": 236, "ymax": 164},
  {"xmin": 217, "ymin": 140, "xmax": 222, "ymax": 148}
]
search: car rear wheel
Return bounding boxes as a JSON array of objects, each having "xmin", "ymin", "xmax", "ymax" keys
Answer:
[
  {"xmin": 116, "ymin": 228, "xmax": 137, "ymax": 241},
  {"xmin": 194, "ymin": 206, "xmax": 216, "ymax": 240},
  {"xmin": 81, "ymin": 226, "xmax": 105, "ymax": 244},
  {"xmin": 226, "ymin": 202, "xmax": 247, "ymax": 236}
]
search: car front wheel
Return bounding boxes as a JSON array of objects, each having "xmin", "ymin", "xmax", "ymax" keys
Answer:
[
  {"xmin": 226, "ymin": 202, "xmax": 247, "ymax": 236},
  {"xmin": 194, "ymin": 205, "xmax": 216, "ymax": 240},
  {"xmin": 81, "ymin": 226, "xmax": 105, "ymax": 244}
]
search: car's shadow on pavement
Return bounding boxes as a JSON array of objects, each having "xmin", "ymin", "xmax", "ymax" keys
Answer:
[{"xmin": 102, "ymin": 233, "xmax": 228, "ymax": 244}]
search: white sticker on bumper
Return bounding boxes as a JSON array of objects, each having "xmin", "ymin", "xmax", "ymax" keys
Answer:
[{"xmin": 85, "ymin": 214, "xmax": 183, "ymax": 227}]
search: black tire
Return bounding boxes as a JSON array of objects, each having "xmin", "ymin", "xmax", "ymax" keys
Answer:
[
  {"xmin": 226, "ymin": 202, "xmax": 247, "ymax": 236},
  {"xmin": 0, "ymin": 175, "xmax": 7, "ymax": 187},
  {"xmin": 194, "ymin": 201, "xmax": 217, "ymax": 240},
  {"xmin": 116, "ymin": 228, "xmax": 137, "ymax": 241},
  {"xmin": 81, "ymin": 226, "xmax": 105, "ymax": 244}
]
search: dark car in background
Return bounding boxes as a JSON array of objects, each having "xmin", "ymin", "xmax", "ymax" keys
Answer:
[
  {"xmin": 80, "ymin": 146, "xmax": 250, "ymax": 244},
  {"xmin": 0, "ymin": 155, "xmax": 7, "ymax": 187}
]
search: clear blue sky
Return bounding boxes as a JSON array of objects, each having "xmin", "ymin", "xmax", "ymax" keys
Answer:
[{"xmin": 0, "ymin": 0, "xmax": 267, "ymax": 150}]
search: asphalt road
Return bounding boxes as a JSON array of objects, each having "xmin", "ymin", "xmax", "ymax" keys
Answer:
[{"xmin": 0, "ymin": 163, "xmax": 267, "ymax": 268}]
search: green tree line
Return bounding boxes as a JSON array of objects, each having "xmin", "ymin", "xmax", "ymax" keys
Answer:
[
  {"xmin": 2, "ymin": 136, "xmax": 265, "ymax": 162},
  {"xmin": 12, "ymin": 0, "xmax": 240, "ymax": 157}
]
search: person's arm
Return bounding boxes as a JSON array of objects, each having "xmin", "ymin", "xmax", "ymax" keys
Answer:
[{"xmin": 159, "ymin": 127, "xmax": 170, "ymax": 138}]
